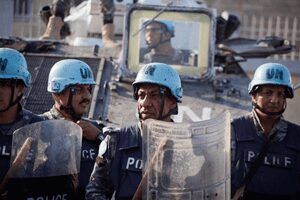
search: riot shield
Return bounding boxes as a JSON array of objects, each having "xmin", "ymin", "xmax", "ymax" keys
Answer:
[
  {"xmin": 141, "ymin": 111, "xmax": 230, "ymax": 200},
  {"xmin": 10, "ymin": 119, "xmax": 82, "ymax": 178}
]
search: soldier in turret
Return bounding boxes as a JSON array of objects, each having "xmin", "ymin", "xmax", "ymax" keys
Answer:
[{"xmin": 141, "ymin": 20, "xmax": 185, "ymax": 65}]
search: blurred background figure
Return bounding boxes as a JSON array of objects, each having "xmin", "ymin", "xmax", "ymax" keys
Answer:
[{"xmin": 40, "ymin": 0, "xmax": 118, "ymax": 47}]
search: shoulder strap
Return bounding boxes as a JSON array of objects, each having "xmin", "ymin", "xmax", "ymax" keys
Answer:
[
  {"xmin": 243, "ymin": 133, "xmax": 276, "ymax": 186},
  {"xmin": 232, "ymin": 133, "xmax": 276, "ymax": 200}
]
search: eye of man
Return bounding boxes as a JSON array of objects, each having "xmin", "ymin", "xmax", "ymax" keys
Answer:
[
  {"xmin": 138, "ymin": 90, "xmax": 160, "ymax": 100},
  {"xmin": 260, "ymin": 89, "xmax": 285, "ymax": 99},
  {"xmin": 71, "ymin": 85, "xmax": 92, "ymax": 94},
  {"xmin": 0, "ymin": 79, "xmax": 13, "ymax": 87},
  {"xmin": 145, "ymin": 28, "xmax": 163, "ymax": 34}
]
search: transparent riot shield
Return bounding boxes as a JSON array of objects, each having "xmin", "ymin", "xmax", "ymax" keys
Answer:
[
  {"xmin": 9, "ymin": 119, "xmax": 82, "ymax": 178},
  {"xmin": 141, "ymin": 111, "xmax": 230, "ymax": 200}
]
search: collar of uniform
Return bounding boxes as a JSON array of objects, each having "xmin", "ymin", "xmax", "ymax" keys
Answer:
[
  {"xmin": 252, "ymin": 110, "xmax": 288, "ymax": 141},
  {"xmin": 234, "ymin": 113, "xmax": 256, "ymax": 142},
  {"xmin": 0, "ymin": 105, "xmax": 30, "ymax": 135},
  {"xmin": 49, "ymin": 106, "xmax": 66, "ymax": 119},
  {"xmin": 118, "ymin": 124, "xmax": 141, "ymax": 150},
  {"xmin": 15, "ymin": 104, "xmax": 24, "ymax": 120}
]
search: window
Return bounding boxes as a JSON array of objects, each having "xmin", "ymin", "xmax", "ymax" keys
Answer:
[
  {"xmin": 14, "ymin": 0, "xmax": 32, "ymax": 22},
  {"xmin": 121, "ymin": 5, "xmax": 216, "ymax": 80}
]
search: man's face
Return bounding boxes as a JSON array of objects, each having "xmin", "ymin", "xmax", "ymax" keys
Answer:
[
  {"xmin": 56, "ymin": 84, "xmax": 92, "ymax": 116},
  {"xmin": 252, "ymin": 85, "xmax": 286, "ymax": 116},
  {"xmin": 144, "ymin": 23, "xmax": 165, "ymax": 48},
  {"xmin": 137, "ymin": 84, "xmax": 176, "ymax": 122},
  {"xmin": 0, "ymin": 79, "xmax": 24, "ymax": 111}
]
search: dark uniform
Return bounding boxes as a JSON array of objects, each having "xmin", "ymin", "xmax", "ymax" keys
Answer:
[
  {"xmin": 0, "ymin": 107, "xmax": 43, "ymax": 182},
  {"xmin": 143, "ymin": 49, "xmax": 186, "ymax": 65},
  {"xmin": 231, "ymin": 111, "xmax": 300, "ymax": 200},
  {"xmin": 0, "ymin": 107, "xmax": 76, "ymax": 199},
  {"xmin": 41, "ymin": 106, "xmax": 103, "ymax": 199},
  {"xmin": 85, "ymin": 124, "xmax": 142, "ymax": 200}
]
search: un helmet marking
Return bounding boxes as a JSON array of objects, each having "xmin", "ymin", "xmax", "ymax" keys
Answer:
[
  {"xmin": 133, "ymin": 62, "xmax": 182, "ymax": 102},
  {"xmin": 47, "ymin": 59, "xmax": 95, "ymax": 93},
  {"xmin": 0, "ymin": 58, "xmax": 8, "ymax": 71},
  {"xmin": 267, "ymin": 68, "xmax": 283, "ymax": 81},
  {"xmin": 144, "ymin": 65, "xmax": 156, "ymax": 76},
  {"xmin": 248, "ymin": 62, "xmax": 294, "ymax": 98},
  {"xmin": 80, "ymin": 67, "xmax": 92, "ymax": 79}
]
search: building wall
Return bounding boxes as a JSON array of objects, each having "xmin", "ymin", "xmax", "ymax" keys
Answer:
[
  {"xmin": 205, "ymin": 0, "xmax": 300, "ymax": 17},
  {"xmin": 0, "ymin": 0, "xmax": 14, "ymax": 37},
  {"xmin": 11, "ymin": 0, "xmax": 300, "ymax": 59},
  {"xmin": 205, "ymin": 0, "xmax": 300, "ymax": 60},
  {"xmin": 13, "ymin": 0, "xmax": 51, "ymax": 39}
]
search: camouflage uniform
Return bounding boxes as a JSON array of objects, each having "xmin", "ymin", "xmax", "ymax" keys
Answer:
[{"xmin": 143, "ymin": 49, "xmax": 186, "ymax": 65}]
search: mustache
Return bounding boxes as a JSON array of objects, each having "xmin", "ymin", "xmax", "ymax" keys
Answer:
[
  {"xmin": 79, "ymin": 99, "xmax": 90, "ymax": 104},
  {"xmin": 139, "ymin": 109, "xmax": 153, "ymax": 115}
]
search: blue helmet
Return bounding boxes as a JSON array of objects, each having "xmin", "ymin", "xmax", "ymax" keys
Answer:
[
  {"xmin": 144, "ymin": 20, "xmax": 175, "ymax": 37},
  {"xmin": 133, "ymin": 62, "xmax": 183, "ymax": 102},
  {"xmin": 0, "ymin": 48, "xmax": 31, "ymax": 87},
  {"xmin": 48, "ymin": 59, "xmax": 96, "ymax": 93},
  {"xmin": 248, "ymin": 63, "xmax": 294, "ymax": 98}
]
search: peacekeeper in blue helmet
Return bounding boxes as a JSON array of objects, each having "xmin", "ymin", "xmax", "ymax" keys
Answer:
[
  {"xmin": 0, "ymin": 48, "xmax": 45, "ymax": 197},
  {"xmin": 141, "ymin": 20, "xmax": 185, "ymax": 65},
  {"xmin": 40, "ymin": 59, "xmax": 105, "ymax": 199},
  {"xmin": 231, "ymin": 63, "xmax": 300, "ymax": 200},
  {"xmin": 85, "ymin": 62, "xmax": 183, "ymax": 199}
]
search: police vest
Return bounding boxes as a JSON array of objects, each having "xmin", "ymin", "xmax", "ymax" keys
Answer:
[
  {"xmin": 231, "ymin": 116, "xmax": 300, "ymax": 196},
  {"xmin": 77, "ymin": 137, "xmax": 99, "ymax": 198},
  {"xmin": 0, "ymin": 109, "xmax": 43, "ymax": 182},
  {"xmin": 0, "ymin": 134, "xmax": 11, "ymax": 182},
  {"xmin": 109, "ymin": 124, "xmax": 142, "ymax": 199},
  {"xmin": 7, "ymin": 176, "xmax": 76, "ymax": 200}
]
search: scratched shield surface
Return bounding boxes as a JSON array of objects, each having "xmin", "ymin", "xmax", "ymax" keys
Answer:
[
  {"xmin": 10, "ymin": 120, "xmax": 82, "ymax": 178},
  {"xmin": 141, "ymin": 111, "xmax": 231, "ymax": 200}
]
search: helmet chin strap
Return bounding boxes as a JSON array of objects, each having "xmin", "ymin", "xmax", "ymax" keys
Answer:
[
  {"xmin": 157, "ymin": 87, "xmax": 177, "ymax": 120},
  {"xmin": 59, "ymin": 88, "xmax": 82, "ymax": 121},
  {"xmin": 159, "ymin": 106, "xmax": 178, "ymax": 121},
  {"xmin": 0, "ymin": 80, "xmax": 23, "ymax": 113},
  {"xmin": 252, "ymin": 101, "xmax": 286, "ymax": 116}
]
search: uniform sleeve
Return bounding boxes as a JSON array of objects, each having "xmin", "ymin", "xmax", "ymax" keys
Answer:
[
  {"xmin": 85, "ymin": 130, "xmax": 118, "ymax": 200},
  {"xmin": 85, "ymin": 162, "xmax": 114, "ymax": 200}
]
